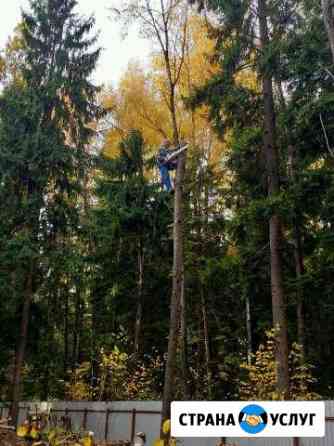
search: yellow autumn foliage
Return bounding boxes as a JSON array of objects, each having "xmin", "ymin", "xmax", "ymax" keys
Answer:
[
  {"xmin": 102, "ymin": 15, "xmax": 225, "ymax": 170},
  {"xmin": 162, "ymin": 419, "xmax": 171, "ymax": 434},
  {"xmin": 240, "ymin": 328, "xmax": 320, "ymax": 400},
  {"xmin": 102, "ymin": 62, "xmax": 169, "ymax": 159},
  {"xmin": 153, "ymin": 437, "xmax": 176, "ymax": 446},
  {"xmin": 82, "ymin": 434, "xmax": 94, "ymax": 446},
  {"xmin": 30, "ymin": 427, "xmax": 40, "ymax": 439},
  {"xmin": 17, "ymin": 425, "xmax": 29, "ymax": 438}
]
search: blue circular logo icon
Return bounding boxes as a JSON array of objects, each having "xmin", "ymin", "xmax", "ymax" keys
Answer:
[{"xmin": 239, "ymin": 404, "xmax": 268, "ymax": 434}]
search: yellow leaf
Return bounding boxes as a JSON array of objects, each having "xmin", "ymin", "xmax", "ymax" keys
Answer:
[
  {"xmin": 83, "ymin": 436, "xmax": 93, "ymax": 446},
  {"xmin": 162, "ymin": 419, "xmax": 171, "ymax": 434},
  {"xmin": 17, "ymin": 425, "xmax": 29, "ymax": 437},
  {"xmin": 30, "ymin": 428, "xmax": 40, "ymax": 439},
  {"xmin": 48, "ymin": 430, "xmax": 56, "ymax": 441}
]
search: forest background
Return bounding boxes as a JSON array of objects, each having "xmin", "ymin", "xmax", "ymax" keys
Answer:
[{"xmin": 0, "ymin": 0, "xmax": 334, "ymax": 422}]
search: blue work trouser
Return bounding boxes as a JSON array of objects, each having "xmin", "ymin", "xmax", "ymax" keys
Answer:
[{"xmin": 159, "ymin": 164, "xmax": 173, "ymax": 192}]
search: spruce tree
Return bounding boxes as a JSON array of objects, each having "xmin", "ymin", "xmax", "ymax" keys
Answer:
[
  {"xmin": 187, "ymin": 0, "xmax": 293, "ymax": 394},
  {"xmin": 0, "ymin": 0, "xmax": 102, "ymax": 422}
]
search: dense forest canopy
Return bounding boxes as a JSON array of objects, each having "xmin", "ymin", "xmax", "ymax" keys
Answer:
[{"xmin": 0, "ymin": 0, "xmax": 334, "ymax": 416}]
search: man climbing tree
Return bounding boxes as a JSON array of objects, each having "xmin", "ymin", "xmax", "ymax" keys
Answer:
[
  {"xmin": 157, "ymin": 139, "xmax": 175, "ymax": 192},
  {"xmin": 157, "ymin": 139, "xmax": 188, "ymax": 192}
]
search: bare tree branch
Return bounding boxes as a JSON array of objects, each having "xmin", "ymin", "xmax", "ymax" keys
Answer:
[{"xmin": 320, "ymin": 113, "xmax": 334, "ymax": 157}]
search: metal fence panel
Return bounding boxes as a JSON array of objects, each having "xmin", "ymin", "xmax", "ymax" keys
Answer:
[
  {"xmin": 1, "ymin": 400, "xmax": 334, "ymax": 446},
  {"xmin": 296, "ymin": 401, "xmax": 334, "ymax": 446},
  {"xmin": 131, "ymin": 410, "xmax": 161, "ymax": 445}
]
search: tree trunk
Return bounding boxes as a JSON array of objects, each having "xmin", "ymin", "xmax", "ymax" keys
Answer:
[
  {"xmin": 258, "ymin": 0, "xmax": 289, "ymax": 395},
  {"xmin": 161, "ymin": 150, "xmax": 187, "ymax": 440},
  {"xmin": 288, "ymin": 146, "xmax": 305, "ymax": 355},
  {"xmin": 322, "ymin": 0, "xmax": 334, "ymax": 63},
  {"xmin": 134, "ymin": 240, "xmax": 144, "ymax": 356},
  {"xmin": 10, "ymin": 266, "xmax": 33, "ymax": 425},
  {"xmin": 241, "ymin": 258, "xmax": 253, "ymax": 366},
  {"xmin": 201, "ymin": 287, "xmax": 212, "ymax": 398},
  {"xmin": 180, "ymin": 275, "xmax": 191, "ymax": 399},
  {"xmin": 245, "ymin": 292, "xmax": 252, "ymax": 365},
  {"xmin": 43, "ymin": 283, "xmax": 55, "ymax": 400},
  {"xmin": 72, "ymin": 284, "xmax": 82, "ymax": 370},
  {"xmin": 170, "ymin": 86, "xmax": 179, "ymax": 145},
  {"xmin": 295, "ymin": 241, "xmax": 305, "ymax": 354},
  {"xmin": 64, "ymin": 288, "xmax": 69, "ymax": 377},
  {"xmin": 199, "ymin": 159, "xmax": 212, "ymax": 396},
  {"xmin": 160, "ymin": 38, "xmax": 186, "ymax": 438}
]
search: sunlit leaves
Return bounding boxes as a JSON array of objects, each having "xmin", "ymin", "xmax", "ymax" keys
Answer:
[{"xmin": 240, "ymin": 328, "xmax": 320, "ymax": 400}]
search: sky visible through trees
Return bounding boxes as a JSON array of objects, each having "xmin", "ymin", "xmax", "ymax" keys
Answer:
[{"xmin": 0, "ymin": 0, "xmax": 152, "ymax": 86}]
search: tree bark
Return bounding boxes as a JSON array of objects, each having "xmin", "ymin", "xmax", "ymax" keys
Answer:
[
  {"xmin": 258, "ymin": 0, "xmax": 289, "ymax": 395},
  {"xmin": 10, "ymin": 266, "xmax": 33, "ymax": 425},
  {"xmin": 322, "ymin": 0, "xmax": 334, "ymax": 63},
  {"xmin": 161, "ymin": 150, "xmax": 187, "ymax": 440}
]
